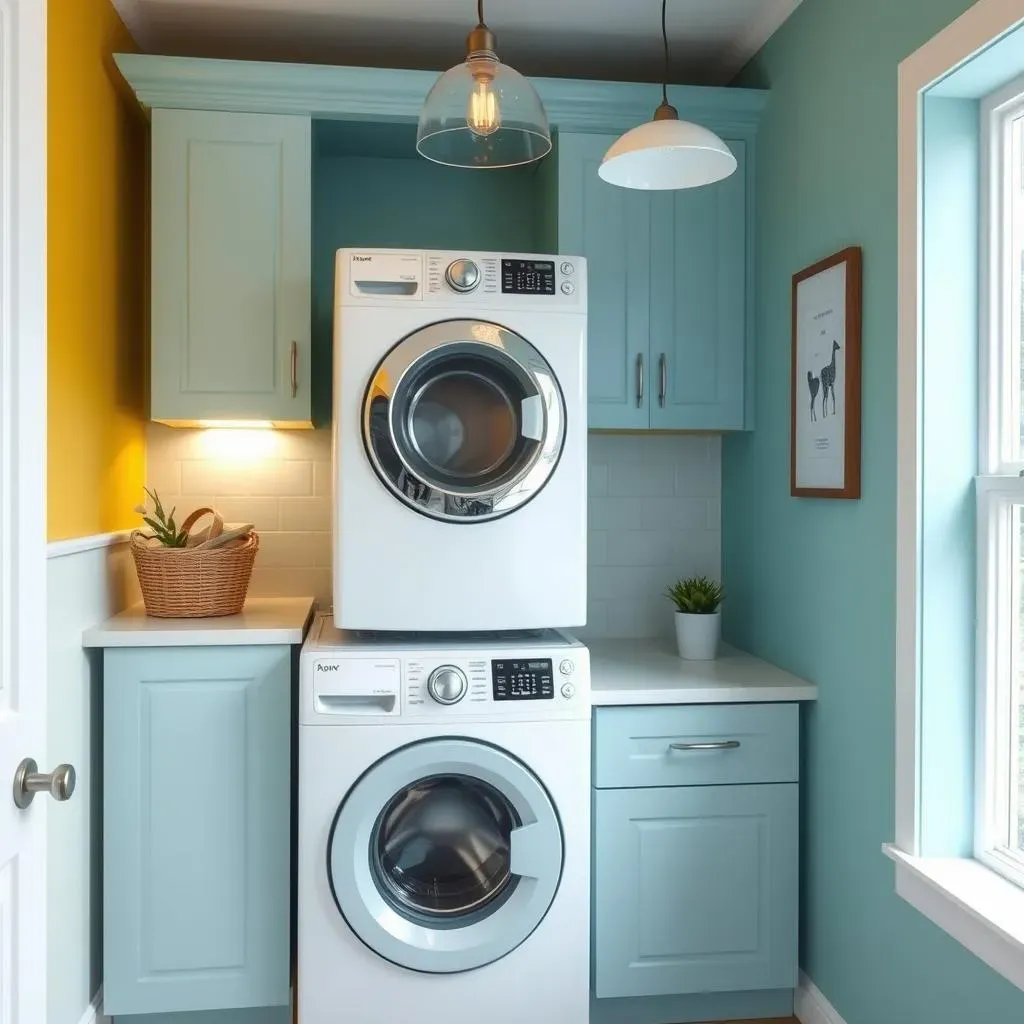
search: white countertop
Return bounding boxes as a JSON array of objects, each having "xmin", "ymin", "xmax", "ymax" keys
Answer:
[
  {"xmin": 588, "ymin": 638, "xmax": 818, "ymax": 705},
  {"xmin": 83, "ymin": 597, "xmax": 315, "ymax": 648}
]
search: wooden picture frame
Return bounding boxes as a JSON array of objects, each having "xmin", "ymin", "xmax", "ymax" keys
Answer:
[{"xmin": 790, "ymin": 246, "xmax": 862, "ymax": 498}]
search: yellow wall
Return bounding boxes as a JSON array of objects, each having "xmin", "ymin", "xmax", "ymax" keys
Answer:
[{"xmin": 48, "ymin": 0, "xmax": 147, "ymax": 541}]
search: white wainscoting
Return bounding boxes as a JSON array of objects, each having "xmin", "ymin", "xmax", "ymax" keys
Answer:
[{"xmin": 47, "ymin": 537, "xmax": 138, "ymax": 1024}]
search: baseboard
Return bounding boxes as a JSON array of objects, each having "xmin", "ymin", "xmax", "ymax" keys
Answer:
[
  {"xmin": 77, "ymin": 989, "xmax": 108, "ymax": 1024},
  {"xmin": 795, "ymin": 971, "xmax": 847, "ymax": 1024}
]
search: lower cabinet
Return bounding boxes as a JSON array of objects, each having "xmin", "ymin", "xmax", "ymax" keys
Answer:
[
  {"xmin": 103, "ymin": 645, "xmax": 292, "ymax": 1017},
  {"xmin": 592, "ymin": 704, "xmax": 799, "ymax": 1003}
]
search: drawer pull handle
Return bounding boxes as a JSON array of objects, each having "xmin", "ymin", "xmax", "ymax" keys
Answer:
[{"xmin": 669, "ymin": 740, "xmax": 741, "ymax": 751}]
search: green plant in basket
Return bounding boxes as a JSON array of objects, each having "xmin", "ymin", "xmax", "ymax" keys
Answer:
[
  {"xmin": 134, "ymin": 488, "xmax": 188, "ymax": 548},
  {"xmin": 665, "ymin": 575, "xmax": 724, "ymax": 615}
]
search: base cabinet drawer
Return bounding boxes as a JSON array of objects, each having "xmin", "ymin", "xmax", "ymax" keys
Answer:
[
  {"xmin": 593, "ymin": 783, "xmax": 798, "ymax": 999},
  {"xmin": 103, "ymin": 645, "xmax": 292, "ymax": 1017}
]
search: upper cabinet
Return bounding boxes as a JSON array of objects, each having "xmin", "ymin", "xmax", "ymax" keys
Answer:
[
  {"xmin": 151, "ymin": 109, "xmax": 313, "ymax": 427},
  {"xmin": 120, "ymin": 55, "xmax": 762, "ymax": 433},
  {"xmin": 559, "ymin": 133, "xmax": 750, "ymax": 431}
]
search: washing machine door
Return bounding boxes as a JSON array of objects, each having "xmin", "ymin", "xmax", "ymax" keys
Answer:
[
  {"xmin": 327, "ymin": 738, "xmax": 564, "ymax": 974},
  {"xmin": 362, "ymin": 319, "xmax": 566, "ymax": 522}
]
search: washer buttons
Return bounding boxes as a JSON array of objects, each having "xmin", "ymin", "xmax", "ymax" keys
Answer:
[
  {"xmin": 560, "ymin": 281, "xmax": 575, "ymax": 295},
  {"xmin": 560, "ymin": 261, "xmax": 575, "ymax": 275},
  {"xmin": 559, "ymin": 659, "xmax": 574, "ymax": 676},
  {"xmin": 561, "ymin": 682, "xmax": 576, "ymax": 699}
]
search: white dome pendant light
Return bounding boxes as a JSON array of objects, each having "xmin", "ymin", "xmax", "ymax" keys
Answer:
[
  {"xmin": 599, "ymin": 0, "xmax": 737, "ymax": 190},
  {"xmin": 416, "ymin": 0, "xmax": 552, "ymax": 169}
]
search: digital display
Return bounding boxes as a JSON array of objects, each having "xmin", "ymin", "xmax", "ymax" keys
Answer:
[
  {"xmin": 501, "ymin": 259, "xmax": 556, "ymax": 295},
  {"xmin": 492, "ymin": 658, "xmax": 554, "ymax": 701}
]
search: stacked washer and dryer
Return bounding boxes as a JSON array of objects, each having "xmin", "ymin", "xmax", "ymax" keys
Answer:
[{"xmin": 299, "ymin": 249, "xmax": 591, "ymax": 1023}]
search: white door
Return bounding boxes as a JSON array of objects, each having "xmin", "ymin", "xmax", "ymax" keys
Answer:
[{"xmin": 0, "ymin": 2, "xmax": 49, "ymax": 1023}]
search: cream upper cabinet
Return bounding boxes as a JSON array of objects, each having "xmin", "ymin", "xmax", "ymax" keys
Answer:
[{"xmin": 151, "ymin": 109, "xmax": 312, "ymax": 426}]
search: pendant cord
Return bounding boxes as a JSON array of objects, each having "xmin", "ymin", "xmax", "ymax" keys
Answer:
[
  {"xmin": 661, "ymin": 0, "xmax": 669, "ymax": 106},
  {"xmin": 478, "ymin": 0, "xmax": 484, "ymax": 26}
]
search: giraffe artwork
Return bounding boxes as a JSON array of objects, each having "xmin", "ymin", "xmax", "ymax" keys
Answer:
[
  {"xmin": 806, "ymin": 370, "xmax": 820, "ymax": 421},
  {"xmin": 819, "ymin": 340, "xmax": 840, "ymax": 417},
  {"xmin": 791, "ymin": 246, "xmax": 862, "ymax": 498}
]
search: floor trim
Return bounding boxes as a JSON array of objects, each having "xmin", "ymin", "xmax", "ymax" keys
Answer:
[
  {"xmin": 76, "ymin": 989, "xmax": 107, "ymax": 1024},
  {"xmin": 795, "ymin": 971, "xmax": 847, "ymax": 1024}
]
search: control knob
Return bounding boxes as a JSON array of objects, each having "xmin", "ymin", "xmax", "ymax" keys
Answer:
[
  {"xmin": 427, "ymin": 665, "xmax": 468, "ymax": 705},
  {"xmin": 445, "ymin": 258, "xmax": 481, "ymax": 293}
]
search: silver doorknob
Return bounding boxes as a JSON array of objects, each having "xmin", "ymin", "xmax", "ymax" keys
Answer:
[{"xmin": 13, "ymin": 758, "xmax": 76, "ymax": 809}]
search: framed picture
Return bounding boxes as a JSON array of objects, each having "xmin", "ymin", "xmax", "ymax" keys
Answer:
[{"xmin": 790, "ymin": 246, "xmax": 862, "ymax": 498}]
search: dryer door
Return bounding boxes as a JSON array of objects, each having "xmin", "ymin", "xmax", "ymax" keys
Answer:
[
  {"xmin": 362, "ymin": 319, "xmax": 566, "ymax": 522},
  {"xmin": 328, "ymin": 738, "xmax": 564, "ymax": 974}
]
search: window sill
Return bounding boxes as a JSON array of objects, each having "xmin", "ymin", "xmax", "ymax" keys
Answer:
[{"xmin": 883, "ymin": 844, "xmax": 1024, "ymax": 992}]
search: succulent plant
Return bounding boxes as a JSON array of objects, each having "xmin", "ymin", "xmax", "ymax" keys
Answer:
[
  {"xmin": 134, "ymin": 488, "xmax": 188, "ymax": 548},
  {"xmin": 665, "ymin": 575, "xmax": 724, "ymax": 615}
]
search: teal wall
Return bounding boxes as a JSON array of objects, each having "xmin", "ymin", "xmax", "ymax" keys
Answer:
[{"xmin": 722, "ymin": 0, "xmax": 1024, "ymax": 1021}]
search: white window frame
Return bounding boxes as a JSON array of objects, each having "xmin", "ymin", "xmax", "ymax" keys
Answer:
[
  {"xmin": 975, "ymin": 76, "xmax": 1024, "ymax": 891},
  {"xmin": 892, "ymin": 0, "xmax": 1024, "ymax": 995}
]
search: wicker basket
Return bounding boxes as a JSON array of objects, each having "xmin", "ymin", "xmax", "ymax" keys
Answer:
[{"xmin": 131, "ymin": 508, "xmax": 259, "ymax": 618}]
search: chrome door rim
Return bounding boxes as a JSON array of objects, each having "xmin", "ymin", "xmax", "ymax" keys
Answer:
[
  {"xmin": 362, "ymin": 320, "xmax": 566, "ymax": 523},
  {"xmin": 327, "ymin": 738, "xmax": 564, "ymax": 974}
]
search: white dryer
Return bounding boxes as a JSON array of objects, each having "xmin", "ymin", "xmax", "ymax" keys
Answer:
[
  {"xmin": 333, "ymin": 247, "xmax": 587, "ymax": 632},
  {"xmin": 298, "ymin": 616, "xmax": 591, "ymax": 1024}
]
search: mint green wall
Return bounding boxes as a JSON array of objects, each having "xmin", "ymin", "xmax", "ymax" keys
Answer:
[{"xmin": 723, "ymin": 0, "xmax": 1024, "ymax": 1021}]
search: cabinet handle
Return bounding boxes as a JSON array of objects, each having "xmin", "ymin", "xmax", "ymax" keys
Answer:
[
  {"xmin": 636, "ymin": 353, "xmax": 644, "ymax": 408},
  {"xmin": 659, "ymin": 353, "xmax": 667, "ymax": 407},
  {"xmin": 290, "ymin": 341, "xmax": 298, "ymax": 398},
  {"xmin": 669, "ymin": 740, "xmax": 741, "ymax": 751}
]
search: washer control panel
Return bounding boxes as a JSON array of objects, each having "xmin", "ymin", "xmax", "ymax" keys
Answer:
[
  {"xmin": 404, "ymin": 652, "xmax": 581, "ymax": 713},
  {"xmin": 492, "ymin": 659, "xmax": 554, "ymax": 700}
]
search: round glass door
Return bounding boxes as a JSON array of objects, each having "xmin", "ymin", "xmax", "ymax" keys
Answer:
[
  {"xmin": 373, "ymin": 775, "xmax": 519, "ymax": 920},
  {"xmin": 328, "ymin": 739, "xmax": 564, "ymax": 974},
  {"xmin": 363, "ymin": 320, "xmax": 566, "ymax": 523}
]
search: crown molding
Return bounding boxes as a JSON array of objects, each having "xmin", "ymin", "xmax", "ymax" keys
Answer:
[{"xmin": 113, "ymin": 53, "xmax": 766, "ymax": 138}]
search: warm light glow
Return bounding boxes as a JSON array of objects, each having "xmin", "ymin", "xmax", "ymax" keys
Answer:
[
  {"xmin": 197, "ymin": 419, "xmax": 274, "ymax": 429},
  {"xmin": 197, "ymin": 428, "xmax": 282, "ymax": 463},
  {"xmin": 467, "ymin": 75, "xmax": 500, "ymax": 137}
]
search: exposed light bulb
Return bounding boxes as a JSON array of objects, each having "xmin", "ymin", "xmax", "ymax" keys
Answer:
[{"xmin": 467, "ymin": 66, "xmax": 500, "ymax": 137}]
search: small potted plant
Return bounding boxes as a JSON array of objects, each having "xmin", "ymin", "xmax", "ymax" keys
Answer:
[{"xmin": 665, "ymin": 575, "xmax": 724, "ymax": 661}]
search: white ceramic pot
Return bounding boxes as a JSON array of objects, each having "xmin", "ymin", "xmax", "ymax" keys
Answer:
[{"xmin": 674, "ymin": 610, "xmax": 721, "ymax": 661}]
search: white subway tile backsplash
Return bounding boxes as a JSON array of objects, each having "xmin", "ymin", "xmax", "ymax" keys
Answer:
[
  {"xmin": 146, "ymin": 426, "xmax": 720, "ymax": 642},
  {"xmin": 640, "ymin": 496, "xmax": 709, "ymax": 531},
  {"xmin": 212, "ymin": 496, "xmax": 281, "ymax": 532},
  {"xmin": 279, "ymin": 496, "xmax": 332, "ymax": 532},
  {"xmin": 181, "ymin": 458, "xmax": 313, "ymax": 497},
  {"xmin": 589, "ymin": 497, "xmax": 643, "ymax": 532}
]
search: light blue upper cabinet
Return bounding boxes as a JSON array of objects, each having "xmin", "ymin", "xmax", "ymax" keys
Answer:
[
  {"xmin": 558, "ymin": 133, "xmax": 653, "ymax": 430},
  {"xmin": 558, "ymin": 133, "xmax": 750, "ymax": 432},
  {"xmin": 151, "ymin": 109, "xmax": 312, "ymax": 426},
  {"xmin": 103, "ymin": 645, "xmax": 291, "ymax": 1017},
  {"xmin": 650, "ymin": 141, "xmax": 748, "ymax": 430}
]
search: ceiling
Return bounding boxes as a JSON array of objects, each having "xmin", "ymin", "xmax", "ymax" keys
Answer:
[{"xmin": 110, "ymin": 0, "xmax": 801, "ymax": 87}]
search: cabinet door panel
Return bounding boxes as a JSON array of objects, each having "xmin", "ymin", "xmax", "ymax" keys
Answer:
[
  {"xmin": 152, "ymin": 109, "xmax": 311, "ymax": 424},
  {"xmin": 593, "ymin": 783, "xmax": 797, "ymax": 998},
  {"xmin": 650, "ymin": 141, "xmax": 747, "ymax": 430},
  {"xmin": 104, "ymin": 645, "xmax": 291, "ymax": 1016},
  {"xmin": 558, "ymin": 133, "xmax": 651, "ymax": 429}
]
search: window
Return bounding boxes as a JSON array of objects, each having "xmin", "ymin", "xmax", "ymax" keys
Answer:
[{"xmin": 977, "ymin": 75, "xmax": 1024, "ymax": 889}]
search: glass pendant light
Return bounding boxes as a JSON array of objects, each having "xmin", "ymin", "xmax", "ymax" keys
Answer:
[
  {"xmin": 416, "ymin": 0, "xmax": 552, "ymax": 169},
  {"xmin": 599, "ymin": 0, "xmax": 737, "ymax": 190}
]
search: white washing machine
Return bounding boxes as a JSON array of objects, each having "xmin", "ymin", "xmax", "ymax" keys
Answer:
[
  {"xmin": 298, "ymin": 615, "xmax": 591, "ymax": 1024},
  {"xmin": 333, "ymin": 247, "xmax": 587, "ymax": 632}
]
